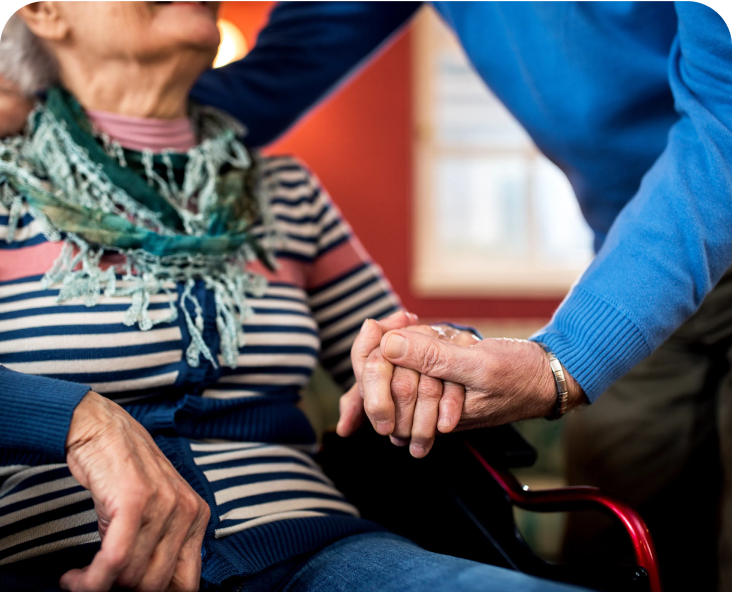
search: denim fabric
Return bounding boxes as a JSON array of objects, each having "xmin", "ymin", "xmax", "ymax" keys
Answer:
[
  {"xmin": 0, "ymin": 533, "xmax": 587, "ymax": 592},
  {"xmin": 235, "ymin": 532, "xmax": 586, "ymax": 592}
]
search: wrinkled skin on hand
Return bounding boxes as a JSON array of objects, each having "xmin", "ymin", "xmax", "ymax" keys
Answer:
[
  {"xmin": 336, "ymin": 310, "xmax": 421, "ymax": 438},
  {"xmin": 338, "ymin": 312, "xmax": 481, "ymax": 458},
  {"xmin": 0, "ymin": 76, "xmax": 33, "ymax": 137},
  {"xmin": 62, "ymin": 392, "xmax": 210, "ymax": 592},
  {"xmin": 372, "ymin": 331, "xmax": 588, "ymax": 457},
  {"xmin": 360, "ymin": 323, "xmax": 479, "ymax": 458},
  {"xmin": 341, "ymin": 315, "xmax": 588, "ymax": 458}
]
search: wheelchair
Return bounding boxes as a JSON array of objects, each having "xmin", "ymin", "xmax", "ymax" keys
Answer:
[{"xmin": 317, "ymin": 423, "xmax": 662, "ymax": 592}]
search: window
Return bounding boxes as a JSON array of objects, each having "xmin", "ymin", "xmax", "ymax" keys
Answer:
[{"xmin": 412, "ymin": 8, "xmax": 594, "ymax": 296}]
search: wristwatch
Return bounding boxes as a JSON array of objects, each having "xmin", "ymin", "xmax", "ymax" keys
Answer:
[{"xmin": 537, "ymin": 342, "xmax": 569, "ymax": 420}]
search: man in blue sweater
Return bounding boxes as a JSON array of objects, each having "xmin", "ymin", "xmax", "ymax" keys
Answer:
[{"xmin": 189, "ymin": 2, "xmax": 732, "ymax": 590}]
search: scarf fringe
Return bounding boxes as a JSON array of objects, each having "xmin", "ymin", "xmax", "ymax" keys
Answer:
[{"xmin": 0, "ymin": 104, "xmax": 278, "ymax": 369}]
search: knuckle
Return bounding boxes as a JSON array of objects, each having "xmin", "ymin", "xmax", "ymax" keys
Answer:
[
  {"xmin": 116, "ymin": 573, "xmax": 139, "ymax": 590},
  {"xmin": 179, "ymin": 491, "xmax": 199, "ymax": 518},
  {"xmin": 133, "ymin": 480, "xmax": 156, "ymax": 503},
  {"xmin": 157, "ymin": 485, "xmax": 178, "ymax": 514},
  {"xmin": 104, "ymin": 548, "xmax": 130, "ymax": 573},
  {"xmin": 442, "ymin": 383, "xmax": 466, "ymax": 404},
  {"xmin": 392, "ymin": 310, "xmax": 410, "ymax": 326},
  {"xmin": 360, "ymin": 364, "xmax": 378, "ymax": 385},
  {"xmin": 200, "ymin": 500, "xmax": 211, "ymax": 524},
  {"xmin": 363, "ymin": 397, "xmax": 385, "ymax": 418},
  {"xmin": 390, "ymin": 374, "xmax": 417, "ymax": 401},
  {"xmin": 421, "ymin": 341, "xmax": 445, "ymax": 374},
  {"xmin": 417, "ymin": 376, "xmax": 443, "ymax": 400},
  {"xmin": 361, "ymin": 366, "xmax": 390, "ymax": 393}
]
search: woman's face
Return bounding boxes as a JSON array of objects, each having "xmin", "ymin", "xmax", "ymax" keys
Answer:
[{"xmin": 52, "ymin": 2, "xmax": 221, "ymax": 66}]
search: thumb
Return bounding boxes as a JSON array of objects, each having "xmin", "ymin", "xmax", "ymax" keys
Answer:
[
  {"xmin": 380, "ymin": 329, "xmax": 481, "ymax": 385},
  {"xmin": 59, "ymin": 568, "xmax": 84, "ymax": 591},
  {"xmin": 352, "ymin": 312, "xmax": 418, "ymax": 379},
  {"xmin": 336, "ymin": 385, "xmax": 364, "ymax": 437}
]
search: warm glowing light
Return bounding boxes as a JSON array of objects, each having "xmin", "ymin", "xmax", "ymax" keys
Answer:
[{"xmin": 213, "ymin": 20, "xmax": 248, "ymax": 68}]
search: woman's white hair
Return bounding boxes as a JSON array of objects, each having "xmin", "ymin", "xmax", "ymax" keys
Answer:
[{"xmin": 0, "ymin": 14, "xmax": 59, "ymax": 97}]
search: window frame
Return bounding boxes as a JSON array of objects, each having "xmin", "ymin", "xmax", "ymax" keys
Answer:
[{"xmin": 411, "ymin": 8, "xmax": 592, "ymax": 297}]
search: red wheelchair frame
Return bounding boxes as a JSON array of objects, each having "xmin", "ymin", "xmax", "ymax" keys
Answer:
[
  {"xmin": 464, "ymin": 440, "xmax": 662, "ymax": 592},
  {"xmin": 320, "ymin": 424, "xmax": 663, "ymax": 592}
]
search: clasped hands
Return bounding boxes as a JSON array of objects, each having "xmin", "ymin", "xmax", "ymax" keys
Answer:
[{"xmin": 336, "ymin": 311, "xmax": 587, "ymax": 458}]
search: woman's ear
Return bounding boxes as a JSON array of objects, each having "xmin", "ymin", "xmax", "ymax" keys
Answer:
[{"xmin": 17, "ymin": 2, "xmax": 69, "ymax": 42}]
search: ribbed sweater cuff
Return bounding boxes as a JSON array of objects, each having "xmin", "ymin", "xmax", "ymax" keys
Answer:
[
  {"xmin": 530, "ymin": 288, "xmax": 651, "ymax": 402},
  {"xmin": 0, "ymin": 366, "xmax": 91, "ymax": 460}
]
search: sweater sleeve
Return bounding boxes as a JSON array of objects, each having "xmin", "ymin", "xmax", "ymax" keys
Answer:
[
  {"xmin": 190, "ymin": 1, "xmax": 420, "ymax": 148},
  {"xmin": 0, "ymin": 366, "xmax": 90, "ymax": 460},
  {"xmin": 301, "ymin": 171, "xmax": 402, "ymax": 390},
  {"xmin": 532, "ymin": 3, "xmax": 732, "ymax": 402}
]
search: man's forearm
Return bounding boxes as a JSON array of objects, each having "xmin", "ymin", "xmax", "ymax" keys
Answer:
[
  {"xmin": 533, "ymin": 3, "xmax": 732, "ymax": 401},
  {"xmin": 191, "ymin": 1, "xmax": 421, "ymax": 147}
]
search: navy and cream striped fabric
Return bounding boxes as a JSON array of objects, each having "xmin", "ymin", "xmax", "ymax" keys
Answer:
[{"xmin": 0, "ymin": 155, "xmax": 400, "ymax": 576}]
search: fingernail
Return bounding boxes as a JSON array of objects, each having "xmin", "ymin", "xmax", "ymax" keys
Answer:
[
  {"xmin": 438, "ymin": 415, "xmax": 452, "ymax": 429},
  {"xmin": 361, "ymin": 318, "xmax": 371, "ymax": 332},
  {"xmin": 384, "ymin": 334, "xmax": 407, "ymax": 359},
  {"xmin": 375, "ymin": 420, "xmax": 392, "ymax": 435},
  {"xmin": 410, "ymin": 442, "xmax": 426, "ymax": 458}
]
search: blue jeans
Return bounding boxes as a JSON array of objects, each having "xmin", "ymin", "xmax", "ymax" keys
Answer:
[{"xmin": 237, "ymin": 532, "xmax": 587, "ymax": 592}]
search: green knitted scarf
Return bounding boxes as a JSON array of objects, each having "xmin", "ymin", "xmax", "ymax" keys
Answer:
[{"xmin": 0, "ymin": 87, "xmax": 278, "ymax": 369}]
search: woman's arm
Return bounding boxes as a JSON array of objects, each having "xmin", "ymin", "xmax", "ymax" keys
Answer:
[
  {"xmin": 0, "ymin": 365, "xmax": 209, "ymax": 592},
  {"xmin": 303, "ymin": 168, "xmax": 402, "ymax": 390},
  {"xmin": 0, "ymin": 365, "xmax": 90, "ymax": 458},
  {"xmin": 191, "ymin": 2, "xmax": 421, "ymax": 147}
]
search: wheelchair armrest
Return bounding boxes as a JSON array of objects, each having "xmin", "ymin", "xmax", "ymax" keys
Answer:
[{"xmin": 463, "ymin": 439, "xmax": 662, "ymax": 592}]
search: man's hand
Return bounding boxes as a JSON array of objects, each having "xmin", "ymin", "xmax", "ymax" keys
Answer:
[
  {"xmin": 60, "ymin": 392, "xmax": 210, "ymax": 592},
  {"xmin": 362, "ymin": 332, "xmax": 588, "ymax": 457},
  {"xmin": 0, "ymin": 76, "xmax": 33, "ymax": 137}
]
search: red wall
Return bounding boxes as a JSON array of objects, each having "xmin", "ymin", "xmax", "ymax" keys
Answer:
[{"xmin": 220, "ymin": 2, "xmax": 561, "ymax": 321}]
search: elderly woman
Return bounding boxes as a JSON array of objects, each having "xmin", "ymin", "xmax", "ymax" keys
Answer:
[{"xmin": 0, "ymin": 3, "xmax": 584, "ymax": 592}]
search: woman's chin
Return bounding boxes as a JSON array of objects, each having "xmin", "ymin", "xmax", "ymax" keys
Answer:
[{"xmin": 151, "ymin": 1, "xmax": 221, "ymax": 47}]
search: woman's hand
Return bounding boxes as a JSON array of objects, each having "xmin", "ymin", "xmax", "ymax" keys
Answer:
[
  {"xmin": 357, "ymin": 324, "xmax": 479, "ymax": 457},
  {"xmin": 360, "ymin": 332, "xmax": 588, "ymax": 457},
  {"xmin": 336, "ymin": 310, "xmax": 420, "ymax": 438},
  {"xmin": 60, "ymin": 392, "xmax": 210, "ymax": 592},
  {"xmin": 0, "ymin": 76, "xmax": 32, "ymax": 137}
]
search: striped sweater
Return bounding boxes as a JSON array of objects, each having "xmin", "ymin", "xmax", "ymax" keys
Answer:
[{"xmin": 0, "ymin": 155, "xmax": 400, "ymax": 582}]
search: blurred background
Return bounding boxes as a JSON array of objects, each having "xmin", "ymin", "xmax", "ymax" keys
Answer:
[{"xmin": 213, "ymin": 2, "xmax": 595, "ymax": 560}]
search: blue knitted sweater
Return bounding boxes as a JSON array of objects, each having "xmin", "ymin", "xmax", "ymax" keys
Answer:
[{"xmin": 193, "ymin": 1, "xmax": 732, "ymax": 401}]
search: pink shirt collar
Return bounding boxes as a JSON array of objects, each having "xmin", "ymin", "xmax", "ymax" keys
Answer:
[{"xmin": 87, "ymin": 109, "xmax": 197, "ymax": 154}]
